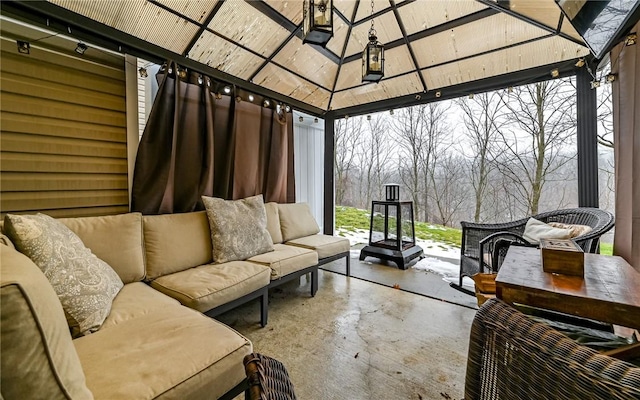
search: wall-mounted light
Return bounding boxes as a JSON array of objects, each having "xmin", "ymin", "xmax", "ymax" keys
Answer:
[
  {"xmin": 468, "ymin": 93, "xmax": 474, "ymax": 99},
  {"xmin": 590, "ymin": 79, "xmax": 601, "ymax": 89},
  {"xmin": 361, "ymin": 1, "xmax": 384, "ymax": 83},
  {"xmin": 223, "ymin": 86, "xmax": 231, "ymax": 94},
  {"xmin": 75, "ymin": 42, "xmax": 88, "ymax": 55},
  {"xmin": 17, "ymin": 40, "xmax": 30, "ymax": 54},
  {"xmin": 389, "ymin": 109, "xmax": 394, "ymax": 115},
  {"xmin": 235, "ymin": 96, "xmax": 242, "ymax": 103},
  {"xmin": 314, "ymin": 117, "xmax": 319, "ymax": 123},
  {"xmin": 299, "ymin": 116, "xmax": 304, "ymax": 122},
  {"xmin": 575, "ymin": 58, "xmax": 585, "ymax": 68},
  {"xmin": 302, "ymin": 0, "xmax": 333, "ymax": 47},
  {"xmin": 625, "ymin": 33, "xmax": 637, "ymax": 46},
  {"xmin": 215, "ymin": 93, "xmax": 222, "ymax": 99},
  {"xmin": 508, "ymin": 87, "xmax": 513, "ymax": 93},
  {"xmin": 248, "ymin": 94, "xmax": 254, "ymax": 102},
  {"xmin": 285, "ymin": 105, "xmax": 291, "ymax": 112},
  {"xmin": 264, "ymin": 99, "xmax": 271, "ymax": 107},
  {"xmin": 435, "ymin": 91, "xmax": 442, "ymax": 98},
  {"xmin": 367, "ymin": 115, "xmax": 371, "ymax": 121},
  {"xmin": 550, "ymin": 68, "xmax": 559, "ymax": 78},
  {"xmin": 606, "ymin": 73, "xmax": 617, "ymax": 83},
  {"xmin": 138, "ymin": 67, "xmax": 148, "ymax": 78}
]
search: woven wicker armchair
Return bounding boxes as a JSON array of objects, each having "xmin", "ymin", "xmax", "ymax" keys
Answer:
[
  {"xmin": 465, "ymin": 299, "xmax": 640, "ymax": 400},
  {"xmin": 452, "ymin": 208, "xmax": 614, "ymax": 295}
]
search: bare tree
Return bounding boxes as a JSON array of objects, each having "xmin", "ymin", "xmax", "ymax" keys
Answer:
[
  {"xmin": 428, "ymin": 152, "xmax": 468, "ymax": 226},
  {"xmin": 392, "ymin": 106, "xmax": 426, "ymax": 218},
  {"xmin": 334, "ymin": 117, "xmax": 363, "ymax": 205},
  {"xmin": 419, "ymin": 103, "xmax": 451, "ymax": 221},
  {"xmin": 356, "ymin": 115, "xmax": 394, "ymax": 207},
  {"xmin": 456, "ymin": 92, "xmax": 505, "ymax": 222},
  {"xmin": 498, "ymin": 80, "xmax": 577, "ymax": 215},
  {"xmin": 596, "ymin": 82, "xmax": 614, "ymax": 148}
]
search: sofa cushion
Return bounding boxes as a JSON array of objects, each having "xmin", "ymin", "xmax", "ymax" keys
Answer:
[
  {"xmin": 522, "ymin": 217, "xmax": 572, "ymax": 244},
  {"xmin": 286, "ymin": 234, "xmax": 351, "ymax": 259},
  {"xmin": 0, "ymin": 245, "xmax": 93, "ymax": 399},
  {"xmin": 60, "ymin": 213, "xmax": 145, "ymax": 284},
  {"xmin": 150, "ymin": 261, "xmax": 271, "ymax": 312},
  {"xmin": 74, "ymin": 304, "xmax": 252, "ymax": 400},
  {"xmin": 143, "ymin": 211, "xmax": 212, "ymax": 280},
  {"xmin": 278, "ymin": 203, "xmax": 320, "ymax": 241},
  {"xmin": 248, "ymin": 244, "xmax": 319, "ymax": 279},
  {"xmin": 265, "ymin": 202, "xmax": 283, "ymax": 244},
  {"xmin": 4, "ymin": 213, "xmax": 123, "ymax": 336},
  {"xmin": 101, "ymin": 282, "xmax": 181, "ymax": 330},
  {"xmin": 202, "ymin": 195, "xmax": 274, "ymax": 263}
]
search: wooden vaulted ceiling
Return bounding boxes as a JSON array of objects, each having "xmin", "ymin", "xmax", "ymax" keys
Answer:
[{"xmin": 23, "ymin": 1, "xmax": 592, "ymax": 115}]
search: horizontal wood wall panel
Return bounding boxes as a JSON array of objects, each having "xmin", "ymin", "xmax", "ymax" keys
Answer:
[
  {"xmin": 0, "ymin": 42, "xmax": 128, "ymax": 217},
  {"xmin": 2, "ymin": 92, "xmax": 126, "ymax": 127},
  {"xmin": 1, "ymin": 112, "xmax": 126, "ymax": 142},
  {"xmin": 1, "ymin": 206, "xmax": 130, "ymax": 220},
  {"xmin": 1, "ymin": 153, "xmax": 128, "ymax": 174},
  {"xmin": 1, "ymin": 72, "xmax": 126, "ymax": 112},
  {"xmin": 1, "ymin": 190, "xmax": 129, "ymax": 213},
  {"xmin": 1, "ymin": 173, "xmax": 128, "ymax": 192},
  {"xmin": 1, "ymin": 46, "xmax": 125, "ymax": 94},
  {"xmin": 1, "ymin": 132, "xmax": 127, "ymax": 158}
]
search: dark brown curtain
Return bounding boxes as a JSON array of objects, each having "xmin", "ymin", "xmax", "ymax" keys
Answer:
[
  {"xmin": 611, "ymin": 21, "xmax": 640, "ymax": 272},
  {"xmin": 131, "ymin": 61, "xmax": 295, "ymax": 214}
]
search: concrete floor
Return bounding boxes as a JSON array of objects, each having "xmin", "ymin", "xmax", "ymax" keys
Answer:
[
  {"xmin": 219, "ymin": 268, "xmax": 476, "ymax": 400},
  {"xmin": 322, "ymin": 252, "xmax": 478, "ymax": 309}
]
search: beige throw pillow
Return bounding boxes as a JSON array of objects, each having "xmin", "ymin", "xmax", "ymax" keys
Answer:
[
  {"xmin": 547, "ymin": 222, "xmax": 593, "ymax": 238},
  {"xmin": 522, "ymin": 217, "xmax": 572, "ymax": 244},
  {"xmin": 4, "ymin": 213, "xmax": 123, "ymax": 336},
  {"xmin": 202, "ymin": 195, "xmax": 274, "ymax": 263},
  {"xmin": 278, "ymin": 203, "xmax": 320, "ymax": 242}
]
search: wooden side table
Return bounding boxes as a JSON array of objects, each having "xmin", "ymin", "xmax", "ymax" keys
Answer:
[{"xmin": 495, "ymin": 246, "xmax": 640, "ymax": 330}]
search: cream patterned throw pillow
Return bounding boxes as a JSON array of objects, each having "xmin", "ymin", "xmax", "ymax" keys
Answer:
[
  {"xmin": 4, "ymin": 213, "xmax": 123, "ymax": 336},
  {"xmin": 202, "ymin": 195, "xmax": 274, "ymax": 263}
]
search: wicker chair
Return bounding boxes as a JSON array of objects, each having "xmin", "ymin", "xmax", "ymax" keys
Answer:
[
  {"xmin": 465, "ymin": 299, "xmax": 640, "ymax": 400},
  {"xmin": 452, "ymin": 208, "xmax": 614, "ymax": 295}
]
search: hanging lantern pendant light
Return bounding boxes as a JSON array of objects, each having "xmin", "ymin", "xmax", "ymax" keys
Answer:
[
  {"xmin": 362, "ymin": 0, "xmax": 384, "ymax": 83},
  {"xmin": 303, "ymin": 0, "xmax": 334, "ymax": 47}
]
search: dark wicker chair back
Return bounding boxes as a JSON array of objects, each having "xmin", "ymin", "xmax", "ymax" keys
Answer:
[
  {"xmin": 454, "ymin": 208, "xmax": 614, "ymax": 292},
  {"xmin": 465, "ymin": 299, "xmax": 640, "ymax": 400}
]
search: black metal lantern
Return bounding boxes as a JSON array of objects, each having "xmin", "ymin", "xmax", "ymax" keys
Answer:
[
  {"xmin": 361, "ymin": 3, "xmax": 384, "ymax": 83},
  {"xmin": 302, "ymin": 0, "xmax": 333, "ymax": 47}
]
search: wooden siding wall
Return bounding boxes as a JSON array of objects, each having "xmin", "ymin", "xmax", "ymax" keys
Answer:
[{"xmin": 0, "ymin": 38, "xmax": 128, "ymax": 218}]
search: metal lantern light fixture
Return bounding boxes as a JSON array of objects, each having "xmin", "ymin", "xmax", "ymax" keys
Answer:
[
  {"xmin": 302, "ymin": 0, "xmax": 333, "ymax": 47},
  {"xmin": 362, "ymin": 0, "xmax": 384, "ymax": 83}
]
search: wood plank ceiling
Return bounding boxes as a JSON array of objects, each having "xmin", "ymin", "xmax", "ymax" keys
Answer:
[{"xmin": 47, "ymin": 0, "xmax": 590, "ymax": 113}]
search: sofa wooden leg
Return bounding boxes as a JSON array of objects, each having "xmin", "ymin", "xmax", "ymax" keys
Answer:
[
  {"xmin": 311, "ymin": 270, "xmax": 318, "ymax": 297},
  {"xmin": 260, "ymin": 290, "xmax": 268, "ymax": 327}
]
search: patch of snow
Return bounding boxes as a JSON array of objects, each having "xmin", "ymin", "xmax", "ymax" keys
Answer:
[
  {"xmin": 412, "ymin": 257, "xmax": 475, "ymax": 288},
  {"xmin": 338, "ymin": 227, "xmax": 471, "ymax": 286}
]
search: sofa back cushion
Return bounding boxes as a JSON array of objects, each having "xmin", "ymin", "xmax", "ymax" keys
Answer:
[
  {"xmin": 265, "ymin": 202, "xmax": 283, "ymax": 244},
  {"xmin": 59, "ymin": 213, "xmax": 145, "ymax": 284},
  {"xmin": 143, "ymin": 211, "xmax": 213, "ymax": 280},
  {"xmin": 278, "ymin": 203, "xmax": 320, "ymax": 242},
  {"xmin": 202, "ymin": 195, "xmax": 274, "ymax": 263},
  {"xmin": 0, "ymin": 244, "xmax": 94, "ymax": 399}
]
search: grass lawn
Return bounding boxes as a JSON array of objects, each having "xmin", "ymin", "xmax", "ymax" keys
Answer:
[{"xmin": 335, "ymin": 206, "xmax": 461, "ymax": 248}]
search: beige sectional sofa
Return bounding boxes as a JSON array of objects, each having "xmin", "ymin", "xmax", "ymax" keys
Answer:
[{"xmin": 0, "ymin": 201, "xmax": 350, "ymax": 399}]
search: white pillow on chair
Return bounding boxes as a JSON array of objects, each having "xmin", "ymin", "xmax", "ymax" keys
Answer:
[{"xmin": 522, "ymin": 217, "xmax": 572, "ymax": 244}]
